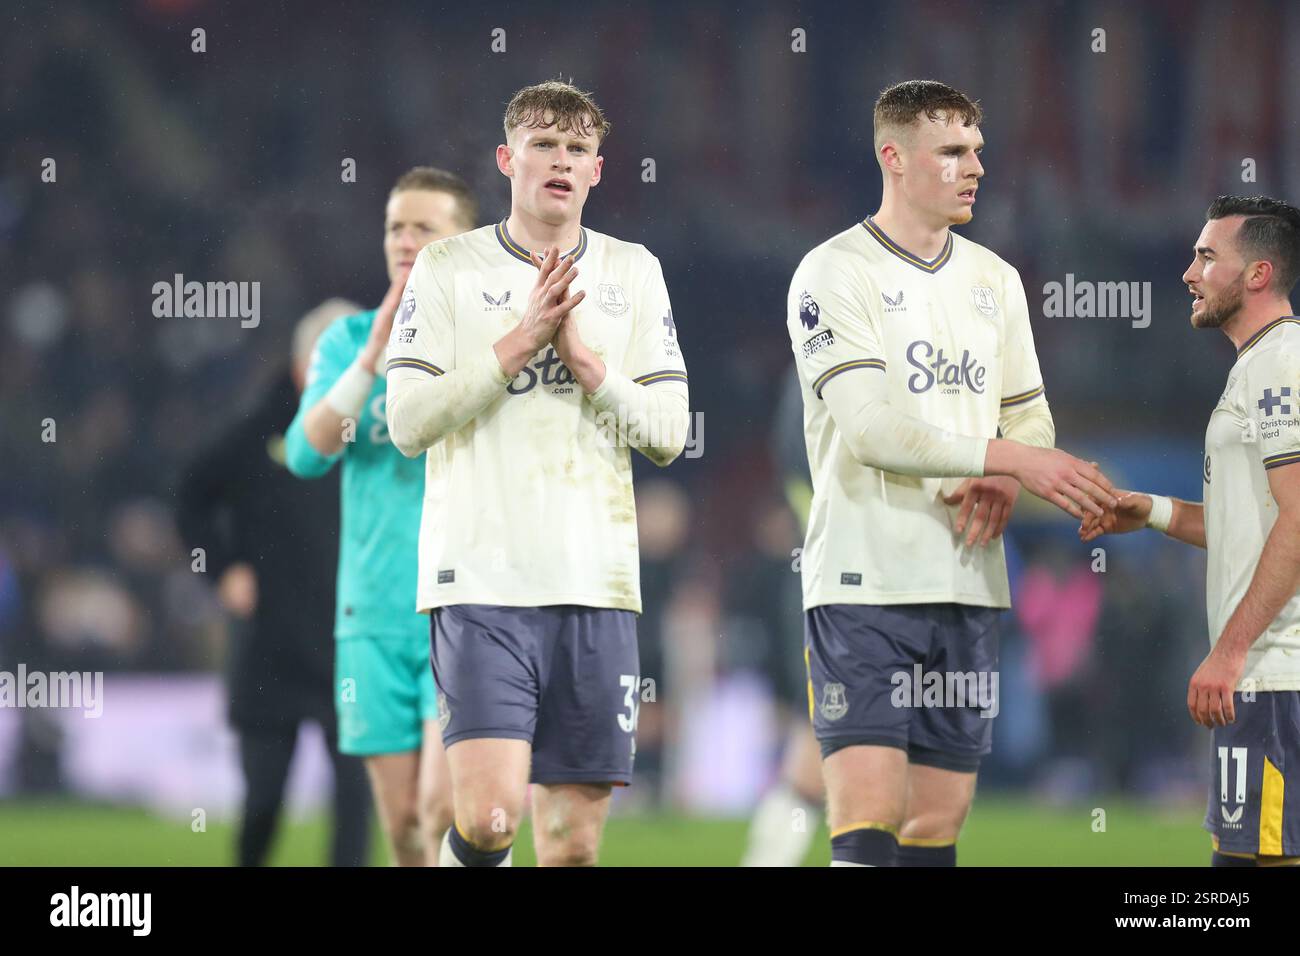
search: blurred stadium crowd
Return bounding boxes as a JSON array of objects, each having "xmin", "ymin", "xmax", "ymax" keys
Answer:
[{"xmin": 4, "ymin": 0, "xmax": 1300, "ymax": 811}]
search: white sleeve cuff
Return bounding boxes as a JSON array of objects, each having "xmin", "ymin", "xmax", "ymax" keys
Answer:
[{"xmin": 324, "ymin": 358, "xmax": 376, "ymax": 417}]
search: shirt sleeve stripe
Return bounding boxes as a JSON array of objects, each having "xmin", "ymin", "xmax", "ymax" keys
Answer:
[
  {"xmin": 633, "ymin": 370, "xmax": 689, "ymax": 386},
  {"xmin": 386, "ymin": 357, "xmax": 445, "ymax": 376},
  {"xmin": 1263, "ymin": 451, "xmax": 1300, "ymax": 470},
  {"xmin": 812, "ymin": 359, "xmax": 886, "ymax": 398},
  {"xmin": 1000, "ymin": 384, "xmax": 1045, "ymax": 408}
]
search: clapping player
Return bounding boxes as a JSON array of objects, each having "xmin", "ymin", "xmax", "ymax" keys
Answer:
[
  {"xmin": 286, "ymin": 168, "xmax": 477, "ymax": 865},
  {"xmin": 385, "ymin": 81, "xmax": 690, "ymax": 867}
]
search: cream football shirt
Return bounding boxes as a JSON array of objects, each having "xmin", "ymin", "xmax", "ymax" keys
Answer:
[
  {"xmin": 1203, "ymin": 316, "xmax": 1300, "ymax": 690},
  {"xmin": 386, "ymin": 220, "xmax": 689, "ymax": 614},
  {"xmin": 788, "ymin": 218, "xmax": 1048, "ymax": 610}
]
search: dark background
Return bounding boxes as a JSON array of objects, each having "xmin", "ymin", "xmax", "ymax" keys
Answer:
[{"xmin": 3, "ymin": 0, "xmax": 1293, "ymax": 817}]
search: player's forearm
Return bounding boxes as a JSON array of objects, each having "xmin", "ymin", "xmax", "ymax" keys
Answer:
[
  {"xmin": 1165, "ymin": 498, "xmax": 1207, "ymax": 549},
  {"xmin": 385, "ymin": 348, "xmax": 512, "ymax": 457},
  {"xmin": 301, "ymin": 401, "xmax": 349, "ymax": 458},
  {"xmin": 1214, "ymin": 508, "xmax": 1300, "ymax": 659},
  {"xmin": 981, "ymin": 439, "xmax": 1034, "ymax": 480},
  {"xmin": 558, "ymin": 339, "xmax": 607, "ymax": 394},
  {"xmin": 588, "ymin": 373, "xmax": 690, "ymax": 467},
  {"xmin": 284, "ymin": 413, "xmax": 340, "ymax": 478},
  {"xmin": 494, "ymin": 326, "xmax": 544, "ymax": 378},
  {"xmin": 820, "ymin": 375, "xmax": 986, "ymax": 477},
  {"xmin": 998, "ymin": 400, "xmax": 1055, "ymax": 450},
  {"xmin": 294, "ymin": 355, "xmax": 378, "ymax": 461}
]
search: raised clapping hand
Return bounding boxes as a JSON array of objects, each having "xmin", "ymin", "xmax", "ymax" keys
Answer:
[
  {"xmin": 360, "ymin": 265, "xmax": 413, "ymax": 374},
  {"xmin": 493, "ymin": 246, "xmax": 588, "ymax": 380},
  {"xmin": 529, "ymin": 247, "xmax": 605, "ymax": 391},
  {"xmin": 522, "ymin": 247, "xmax": 584, "ymax": 353}
]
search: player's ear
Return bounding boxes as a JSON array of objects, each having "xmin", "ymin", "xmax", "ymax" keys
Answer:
[
  {"xmin": 589, "ymin": 154, "xmax": 603, "ymax": 187},
  {"xmin": 879, "ymin": 141, "xmax": 904, "ymax": 177},
  {"xmin": 1247, "ymin": 259, "xmax": 1273, "ymax": 292},
  {"xmin": 1248, "ymin": 257, "xmax": 1268, "ymax": 291},
  {"xmin": 496, "ymin": 143, "xmax": 514, "ymax": 178}
]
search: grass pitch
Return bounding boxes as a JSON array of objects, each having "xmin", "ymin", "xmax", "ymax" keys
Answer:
[{"xmin": 0, "ymin": 796, "xmax": 1208, "ymax": 866}]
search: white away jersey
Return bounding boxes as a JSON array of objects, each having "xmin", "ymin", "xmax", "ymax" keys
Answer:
[
  {"xmin": 387, "ymin": 220, "xmax": 688, "ymax": 614},
  {"xmin": 1204, "ymin": 317, "xmax": 1300, "ymax": 690},
  {"xmin": 788, "ymin": 218, "xmax": 1048, "ymax": 610}
]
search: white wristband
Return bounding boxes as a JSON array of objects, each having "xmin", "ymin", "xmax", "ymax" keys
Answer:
[
  {"xmin": 1146, "ymin": 494, "xmax": 1173, "ymax": 533},
  {"xmin": 324, "ymin": 358, "xmax": 376, "ymax": 417}
]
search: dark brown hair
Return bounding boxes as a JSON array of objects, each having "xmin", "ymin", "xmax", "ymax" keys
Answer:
[
  {"xmin": 1207, "ymin": 195, "xmax": 1300, "ymax": 293},
  {"xmin": 874, "ymin": 80, "xmax": 983, "ymax": 149}
]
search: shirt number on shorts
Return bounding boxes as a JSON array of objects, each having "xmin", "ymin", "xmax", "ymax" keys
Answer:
[
  {"xmin": 618, "ymin": 673, "xmax": 641, "ymax": 733},
  {"xmin": 1218, "ymin": 746, "xmax": 1247, "ymax": 804}
]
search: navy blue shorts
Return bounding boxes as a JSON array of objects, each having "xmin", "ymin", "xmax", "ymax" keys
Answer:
[
  {"xmin": 1203, "ymin": 690, "xmax": 1300, "ymax": 857},
  {"xmin": 430, "ymin": 604, "xmax": 640, "ymax": 786},
  {"xmin": 804, "ymin": 603, "xmax": 1001, "ymax": 773}
]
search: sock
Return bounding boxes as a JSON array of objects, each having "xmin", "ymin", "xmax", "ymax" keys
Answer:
[
  {"xmin": 740, "ymin": 783, "xmax": 822, "ymax": 867},
  {"xmin": 830, "ymin": 824, "xmax": 897, "ymax": 866},
  {"xmin": 897, "ymin": 842, "xmax": 956, "ymax": 866},
  {"xmin": 1211, "ymin": 852, "xmax": 1255, "ymax": 867},
  {"xmin": 440, "ymin": 824, "xmax": 513, "ymax": 867}
]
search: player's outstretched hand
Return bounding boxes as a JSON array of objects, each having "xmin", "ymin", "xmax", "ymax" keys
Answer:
[
  {"xmin": 361, "ymin": 265, "xmax": 413, "ymax": 374},
  {"xmin": 520, "ymin": 247, "xmax": 585, "ymax": 352},
  {"xmin": 1187, "ymin": 647, "xmax": 1246, "ymax": 728},
  {"xmin": 943, "ymin": 476, "xmax": 1021, "ymax": 547},
  {"xmin": 1078, "ymin": 491, "xmax": 1151, "ymax": 542},
  {"xmin": 994, "ymin": 443, "xmax": 1117, "ymax": 520}
]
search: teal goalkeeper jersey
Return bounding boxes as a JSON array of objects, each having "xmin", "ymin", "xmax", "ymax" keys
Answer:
[{"xmin": 285, "ymin": 309, "xmax": 426, "ymax": 641}]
